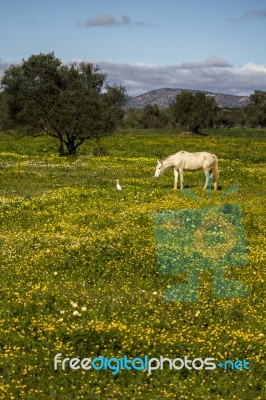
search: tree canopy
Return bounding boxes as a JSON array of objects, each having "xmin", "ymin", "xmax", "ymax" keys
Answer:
[
  {"xmin": 0, "ymin": 53, "xmax": 126, "ymax": 155},
  {"xmin": 243, "ymin": 90, "xmax": 266, "ymax": 127},
  {"xmin": 123, "ymin": 104, "xmax": 172, "ymax": 129},
  {"xmin": 169, "ymin": 91, "xmax": 218, "ymax": 133}
]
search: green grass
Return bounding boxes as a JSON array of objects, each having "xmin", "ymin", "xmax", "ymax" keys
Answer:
[{"xmin": 0, "ymin": 129, "xmax": 265, "ymax": 399}]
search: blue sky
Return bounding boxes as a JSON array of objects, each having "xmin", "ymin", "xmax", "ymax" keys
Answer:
[{"xmin": 1, "ymin": 0, "xmax": 266, "ymax": 95}]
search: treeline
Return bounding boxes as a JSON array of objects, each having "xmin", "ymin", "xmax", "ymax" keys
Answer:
[
  {"xmin": 0, "ymin": 52, "xmax": 265, "ymax": 156},
  {"xmin": 122, "ymin": 90, "xmax": 266, "ymax": 131}
]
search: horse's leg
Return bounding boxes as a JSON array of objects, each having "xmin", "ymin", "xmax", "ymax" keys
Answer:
[
  {"xmin": 173, "ymin": 168, "xmax": 178, "ymax": 190},
  {"xmin": 213, "ymin": 178, "xmax": 217, "ymax": 191},
  {"xmin": 210, "ymin": 171, "xmax": 217, "ymax": 190},
  {"xmin": 203, "ymin": 168, "xmax": 212, "ymax": 190},
  {"xmin": 179, "ymin": 168, "xmax": 184, "ymax": 189},
  {"xmin": 203, "ymin": 169, "xmax": 209, "ymax": 190}
]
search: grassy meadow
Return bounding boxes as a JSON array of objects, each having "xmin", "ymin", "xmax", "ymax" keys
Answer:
[{"xmin": 0, "ymin": 128, "xmax": 265, "ymax": 399}]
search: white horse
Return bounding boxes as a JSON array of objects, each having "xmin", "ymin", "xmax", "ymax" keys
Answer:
[{"xmin": 154, "ymin": 150, "xmax": 219, "ymax": 190}]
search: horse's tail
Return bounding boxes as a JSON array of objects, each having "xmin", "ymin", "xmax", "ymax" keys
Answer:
[{"xmin": 212, "ymin": 154, "xmax": 219, "ymax": 185}]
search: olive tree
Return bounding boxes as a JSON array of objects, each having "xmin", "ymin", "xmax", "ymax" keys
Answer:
[
  {"xmin": 169, "ymin": 91, "xmax": 218, "ymax": 133},
  {"xmin": 0, "ymin": 53, "xmax": 126, "ymax": 155},
  {"xmin": 243, "ymin": 90, "xmax": 266, "ymax": 127}
]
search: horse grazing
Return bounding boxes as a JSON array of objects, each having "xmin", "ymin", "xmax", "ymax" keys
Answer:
[{"xmin": 154, "ymin": 151, "xmax": 219, "ymax": 190}]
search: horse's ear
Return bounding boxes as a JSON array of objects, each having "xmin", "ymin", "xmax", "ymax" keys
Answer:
[{"xmin": 157, "ymin": 159, "xmax": 161, "ymax": 164}]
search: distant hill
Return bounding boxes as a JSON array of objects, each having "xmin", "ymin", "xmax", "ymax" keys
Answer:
[{"xmin": 125, "ymin": 88, "xmax": 251, "ymax": 109}]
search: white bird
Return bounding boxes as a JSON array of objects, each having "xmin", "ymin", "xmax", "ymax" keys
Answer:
[{"xmin": 116, "ymin": 179, "xmax": 122, "ymax": 191}]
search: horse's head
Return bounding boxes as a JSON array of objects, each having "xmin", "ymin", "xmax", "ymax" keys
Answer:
[{"xmin": 154, "ymin": 160, "xmax": 164, "ymax": 178}]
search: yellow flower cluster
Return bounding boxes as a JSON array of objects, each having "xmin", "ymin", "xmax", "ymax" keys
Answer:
[{"xmin": 0, "ymin": 131, "xmax": 265, "ymax": 399}]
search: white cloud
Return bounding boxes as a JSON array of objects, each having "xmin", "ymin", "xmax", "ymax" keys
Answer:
[
  {"xmin": 95, "ymin": 58, "xmax": 266, "ymax": 96},
  {"xmin": 20, "ymin": 20, "xmax": 41, "ymax": 26},
  {"xmin": 77, "ymin": 14, "xmax": 150, "ymax": 28},
  {"xmin": 244, "ymin": 8, "xmax": 266, "ymax": 18},
  {"xmin": 230, "ymin": 8, "xmax": 266, "ymax": 21},
  {"xmin": 1, "ymin": 57, "xmax": 266, "ymax": 97}
]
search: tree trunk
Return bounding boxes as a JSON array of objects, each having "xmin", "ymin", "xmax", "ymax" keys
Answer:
[
  {"xmin": 66, "ymin": 136, "xmax": 77, "ymax": 156},
  {"xmin": 191, "ymin": 124, "xmax": 200, "ymax": 134},
  {"xmin": 58, "ymin": 140, "xmax": 66, "ymax": 156}
]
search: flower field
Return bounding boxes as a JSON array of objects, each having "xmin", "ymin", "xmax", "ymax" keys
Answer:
[{"xmin": 0, "ymin": 129, "xmax": 265, "ymax": 399}]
